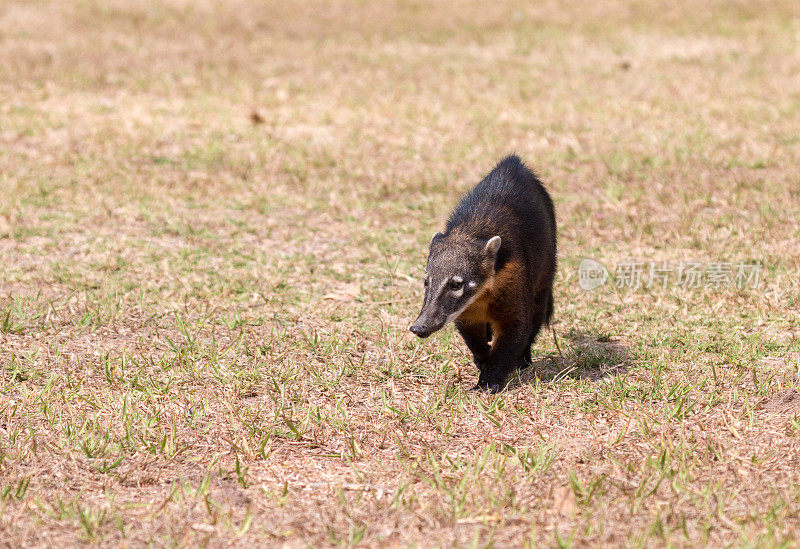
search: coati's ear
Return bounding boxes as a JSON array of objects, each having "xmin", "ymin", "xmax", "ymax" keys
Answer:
[
  {"xmin": 484, "ymin": 235, "xmax": 501, "ymax": 258},
  {"xmin": 429, "ymin": 232, "xmax": 443, "ymax": 246}
]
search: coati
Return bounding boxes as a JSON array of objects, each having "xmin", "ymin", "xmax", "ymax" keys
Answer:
[{"xmin": 410, "ymin": 155, "xmax": 557, "ymax": 393}]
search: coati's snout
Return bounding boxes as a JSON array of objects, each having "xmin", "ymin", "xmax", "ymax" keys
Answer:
[{"xmin": 410, "ymin": 233, "xmax": 501, "ymax": 339}]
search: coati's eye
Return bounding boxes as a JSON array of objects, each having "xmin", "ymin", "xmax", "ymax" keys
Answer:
[
  {"xmin": 423, "ymin": 277, "xmax": 429, "ymax": 287},
  {"xmin": 449, "ymin": 279, "xmax": 463, "ymax": 291}
]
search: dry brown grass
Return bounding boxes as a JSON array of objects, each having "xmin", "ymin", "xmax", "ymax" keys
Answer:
[{"xmin": 1, "ymin": 0, "xmax": 799, "ymax": 546}]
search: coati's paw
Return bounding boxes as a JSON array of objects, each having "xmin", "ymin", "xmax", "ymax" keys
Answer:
[{"xmin": 472, "ymin": 380, "xmax": 502, "ymax": 394}]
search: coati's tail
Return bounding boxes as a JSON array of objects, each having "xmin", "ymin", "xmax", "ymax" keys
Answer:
[{"xmin": 544, "ymin": 288, "xmax": 554, "ymax": 326}]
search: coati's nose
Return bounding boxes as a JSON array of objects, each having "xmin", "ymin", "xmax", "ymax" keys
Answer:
[{"xmin": 409, "ymin": 323, "xmax": 431, "ymax": 338}]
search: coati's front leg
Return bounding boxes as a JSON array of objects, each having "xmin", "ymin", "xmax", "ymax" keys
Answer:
[
  {"xmin": 475, "ymin": 322, "xmax": 531, "ymax": 393},
  {"xmin": 455, "ymin": 319, "xmax": 491, "ymax": 371},
  {"xmin": 522, "ymin": 291, "xmax": 551, "ymax": 369}
]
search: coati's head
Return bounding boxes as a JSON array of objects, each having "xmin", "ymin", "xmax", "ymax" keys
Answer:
[{"xmin": 410, "ymin": 232, "xmax": 501, "ymax": 338}]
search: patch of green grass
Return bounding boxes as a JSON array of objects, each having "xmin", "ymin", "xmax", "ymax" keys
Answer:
[{"xmin": 0, "ymin": 0, "xmax": 799, "ymax": 546}]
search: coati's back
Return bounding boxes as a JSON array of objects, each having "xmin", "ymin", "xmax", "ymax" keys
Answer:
[{"xmin": 446, "ymin": 155, "xmax": 557, "ymax": 282}]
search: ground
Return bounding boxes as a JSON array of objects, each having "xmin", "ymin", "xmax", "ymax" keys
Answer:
[{"xmin": 1, "ymin": 0, "xmax": 799, "ymax": 546}]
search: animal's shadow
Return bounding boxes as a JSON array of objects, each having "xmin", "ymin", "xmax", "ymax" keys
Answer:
[{"xmin": 507, "ymin": 330, "xmax": 631, "ymax": 388}]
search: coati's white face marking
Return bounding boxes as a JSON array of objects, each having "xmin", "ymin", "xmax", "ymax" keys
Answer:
[
  {"xmin": 450, "ymin": 276, "xmax": 464, "ymax": 297},
  {"xmin": 445, "ymin": 285, "xmax": 486, "ymax": 324}
]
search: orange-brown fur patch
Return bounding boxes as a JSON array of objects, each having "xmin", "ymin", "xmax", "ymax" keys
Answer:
[
  {"xmin": 490, "ymin": 257, "xmax": 525, "ymax": 298},
  {"xmin": 458, "ymin": 290, "xmax": 491, "ymax": 324},
  {"xmin": 457, "ymin": 257, "xmax": 526, "ymax": 343}
]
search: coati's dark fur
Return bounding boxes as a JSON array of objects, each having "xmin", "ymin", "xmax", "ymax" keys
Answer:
[{"xmin": 410, "ymin": 155, "xmax": 557, "ymax": 393}]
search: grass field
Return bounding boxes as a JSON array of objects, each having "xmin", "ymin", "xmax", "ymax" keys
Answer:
[{"xmin": 1, "ymin": 0, "xmax": 800, "ymax": 546}]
